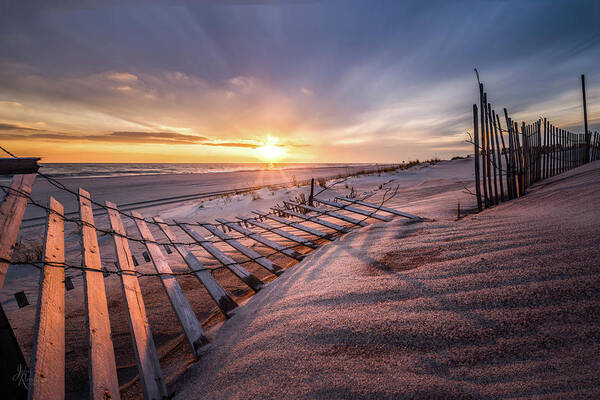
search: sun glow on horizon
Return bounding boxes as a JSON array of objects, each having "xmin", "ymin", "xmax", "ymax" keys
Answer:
[{"xmin": 256, "ymin": 136, "xmax": 286, "ymax": 161}]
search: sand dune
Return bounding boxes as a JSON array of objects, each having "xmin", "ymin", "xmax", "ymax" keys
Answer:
[{"xmin": 173, "ymin": 161, "xmax": 600, "ymax": 399}]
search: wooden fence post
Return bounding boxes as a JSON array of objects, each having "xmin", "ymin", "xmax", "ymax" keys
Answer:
[
  {"xmin": 537, "ymin": 119, "xmax": 542, "ymax": 181},
  {"xmin": 496, "ymin": 113, "xmax": 511, "ymax": 199},
  {"xmin": 492, "ymin": 110, "xmax": 505, "ymax": 201},
  {"xmin": 543, "ymin": 119, "xmax": 548, "ymax": 179},
  {"xmin": 504, "ymin": 110, "xmax": 518, "ymax": 198},
  {"xmin": 582, "ymin": 74, "xmax": 590, "ymax": 163},
  {"xmin": 484, "ymin": 93, "xmax": 494, "ymax": 205},
  {"xmin": 480, "ymin": 84, "xmax": 489, "ymax": 207},
  {"xmin": 488, "ymin": 103, "xmax": 499, "ymax": 204},
  {"xmin": 551, "ymin": 124, "xmax": 555, "ymax": 176}
]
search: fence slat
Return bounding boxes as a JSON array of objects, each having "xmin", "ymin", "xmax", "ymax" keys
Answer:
[
  {"xmin": 252, "ymin": 210, "xmax": 332, "ymax": 240},
  {"xmin": 480, "ymin": 85, "xmax": 489, "ymax": 207},
  {"xmin": 492, "ymin": 110, "xmax": 505, "ymax": 201},
  {"xmin": 28, "ymin": 197, "xmax": 65, "ymax": 400},
  {"xmin": 215, "ymin": 218, "xmax": 304, "ymax": 261},
  {"xmin": 274, "ymin": 207, "xmax": 349, "ymax": 233},
  {"xmin": 473, "ymin": 104, "xmax": 483, "ymax": 209},
  {"xmin": 488, "ymin": 103, "xmax": 499, "ymax": 204},
  {"xmin": 106, "ymin": 203, "xmax": 168, "ymax": 399},
  {"xmin": 313, "ymin": 198, "xmax": 392, "ymax": 221},
  {"xmin": 177, "ymin": 223, "xmax": 264, "ymax": 292},
  {"xmin": 240, "ymin": 217, "xmax": 318, "ymax": 249},
  {"xmin": 78, "ymin": 188, "xmax": 121, "ymax": 400},
  {"xmin": 153, "ymin": 217, "xmax": 237, "ymax": 317},
  {"xmin": 335, "ymin": 196, "xmax": 420, "ymax": 219},
  {"xmin": 286, "ymin": 201, "xmax": 368, "ymax": 227},
  {"xmin": 0, "ymin": 173, "xmax": 35, "ymax": 400},
  {"xmin": 203, "ymin": 220, "xmax": 287, "ymax": 272},
  {"xmin": 0, "ymin": 174, "xmax": 36, "ymax": 291},
  {"xmin": 131, "ymin": 211, "xmax": 209, "ymax": 356}
]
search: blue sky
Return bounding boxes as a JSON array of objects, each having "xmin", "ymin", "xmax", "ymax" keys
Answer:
[{"xmin": 0, "ymin": 0, "xmax": 598, "ymax": 162}]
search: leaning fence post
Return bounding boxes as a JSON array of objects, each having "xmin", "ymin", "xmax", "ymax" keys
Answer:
[
  {"xmin": 543, "ymin": 118, "xmax": 548, "ymax": 179},
  {"xmin": 484, "ymin": 93, "xmax": 494, "ymax": 206},
  {"xmin": 473, "ymin": 104, "xmax": 483, "ymax": 211},
  {"xmin": 496, "ymin": 113, "xmax": 511, "ymax": 199},
  {"xmin": 504, "ymin": 110, "xmax": 518, "ymax": 198},
  {"xmin": 308, "ymin": 178, "xmax": 314, "ymax": 207},
  {"xmin": 537, "ymin": 119, "xmax": 542, "ymax": 181},
  {"xmin": 487, "ymin": 103, "xmax": 498, "ymax": 204},
  {"xmin": 492, "ymin": 110, "xmax": 505, "ymax": 201},
  {"xmin": 582, "ymin": 74, "xmax": 590, "ymax": 163},
  {"xmin": 480, "ymin": 85, "xmax": 489, "ymax": 207}
]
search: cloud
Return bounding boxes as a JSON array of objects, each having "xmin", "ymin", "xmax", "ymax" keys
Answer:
[
  {"xmin": 0, "ymin": 122, "xmax": 41, "ymax": 132},
  {"xmin": 300, "ymin": 87, "xmax": 313, "ymax": 95},
  {"xmin": 0, "ymin": 101, "xmax": 23, "ymax": 108},
  {"xmin": 227, "ymin": 76, "xmax": 255, "ymax": 92},
  {"xmin": 105, "ymin": 72, "xmax": 138, "ymax": 82},
  {"xmin": 0, "ymin": 127, "xmax": 268, "ymax": 148},
  {"xmin": 202, "ymin": 142, "xmax": 259, "ymax": 148}
]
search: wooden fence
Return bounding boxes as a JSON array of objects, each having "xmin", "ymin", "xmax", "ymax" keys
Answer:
[
  {"xmin": 0, "ymin": 167, "xmax": 420, "ymax": 400},
  {"xmin": 472, "ymin": 78, "xmax": 599, "ymax": 210}
]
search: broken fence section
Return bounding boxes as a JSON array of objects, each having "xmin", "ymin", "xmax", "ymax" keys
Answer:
[{"xmin": 0, "ymin": 172, "xmax": 420, "ymax": 399}]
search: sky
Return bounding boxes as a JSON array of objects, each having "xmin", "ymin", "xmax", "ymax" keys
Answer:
[{"xmin": 0, "ymin": 0, "xmax": 599, "ymax": 163}]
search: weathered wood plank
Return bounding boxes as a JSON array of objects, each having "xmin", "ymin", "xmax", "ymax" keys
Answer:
[
  {"xmin": 273, "ymin": 207, "xmax": 349, "ymax": 233},
  {"xmin": 177, "ymin": 223, "xmax": 263, "ymax": 292},
  {"xmin": 201, "ymin": 221, "xmax": 285, "ymax": 273},
  {"xmin": 313, "ymin": 198, "xmax": 391, "ymax": 221},
  {"xmin": 106, "ymin": 203, "xmax": 167, "ymax": 399},
  {"xmin": 131, "ymin": 211, "xmax": 208, "ymax": 356},
  {"xmin": 335, "ymin": 196, "xmax": 420, "ymax": 220},
  {"xmin": 0, "ymin": 173, "xmax": 35, "ymax": 400},
  {"xmin": 252, "ymin": 210, "xmax": 332, "ymax": 240},
  {"xmin": 0, "ymin": 158, "xmax": 40, "ymax": 175},
  {"xmin": 214, "ymin": 219, "xmax": 303, "ymax": 262},
  {"xmin": 153, "ymin": 217, "xmax": 237, "ymax": 316},
  {"xmin": 28, "ymin": 197, "xmax": 65, "ymax": 400},
  {"xmin": 239, "ymin": 217, "xmax": 318, "ymax": 249},
  {"xmin": 78, "ymin": 188, "xmax": 120, "ymax": 400},
  {"xmin": 285, "ymin": 201, "xmax": 368, "ymax": 227},
  {"xmin": 0, "ymin": 174, "xmax": 36, "ymax": 291},
  {"xmin": 473, "ymin": 104, "xmax": 483, "ymax": 209}
]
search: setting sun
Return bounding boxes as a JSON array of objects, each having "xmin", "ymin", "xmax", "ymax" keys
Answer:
[{"xmin": 256, "ymin": 137, "xmax": 286, "ymax": 161}]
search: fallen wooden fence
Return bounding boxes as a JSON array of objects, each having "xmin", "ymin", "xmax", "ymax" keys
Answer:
[{"xmin": 0, "ymin": 171, "xmax": 420, "ymax": 399}]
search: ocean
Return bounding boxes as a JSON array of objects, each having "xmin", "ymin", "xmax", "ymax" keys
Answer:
[{"xmin": 38, "ymin": 163, "xmax": 374, "ymax": 179}]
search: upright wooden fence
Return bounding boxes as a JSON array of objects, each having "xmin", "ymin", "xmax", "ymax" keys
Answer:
[{"xmin": 472, "ymin": 81, "xmax": 599, "ymax": 210}]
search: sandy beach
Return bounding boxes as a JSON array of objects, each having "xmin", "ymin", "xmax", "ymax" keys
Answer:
[
  {"xmin": 3, "ymin": 158, "xmax": 472, "ymax": 399},
  {"xmin": 4, "ymin": 158, "xmax": 599, "ymax": 399},
  {"xmin": 21, "ymin": 164, "xmax": 392, "ymax": 221},
  {"xmin": 172, "ymin": 160, "xmax": 600, "ymax": 399}
]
